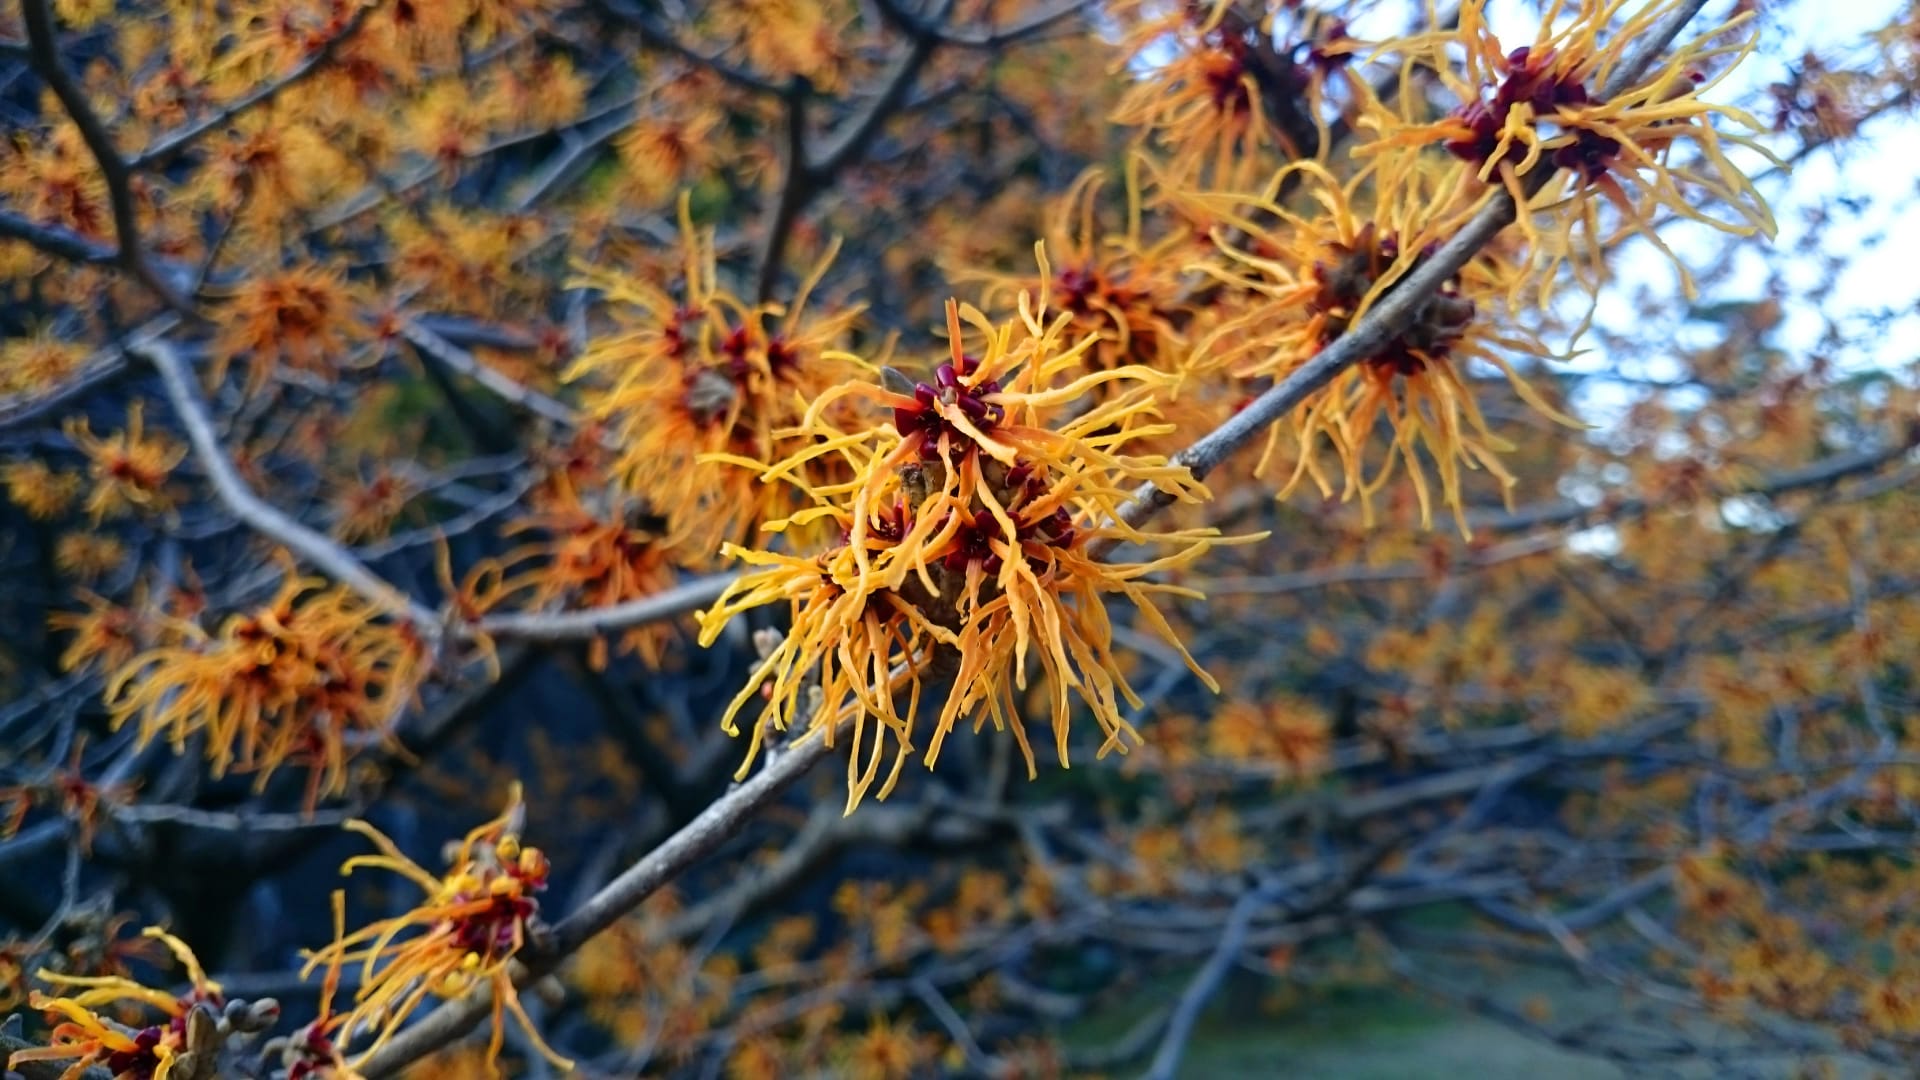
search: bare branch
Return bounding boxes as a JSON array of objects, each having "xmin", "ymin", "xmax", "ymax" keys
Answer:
[
  {"xmin": 596, "ymin": 0, "xmax": 786, "ymax": 96},
  {"xmin": 1198, "ymin": 444, "xmax": 1918, "ymax": 596},
  {"xmin": 1142, "ymin": 888, "xmax": 1266, "ymax": 1080},
  {"xmin": 754, "ymin": 0, "xmax": 952, "ymax": 299},
  {"xmin": 141, "ymin": 339, "xmax": 441, "ymax": 628},
  {"xmin": 1468, "ymin": 438, "xmax": 1919, "ymax": 533},
  {"xmin": 755, "ymin": 81, "xmax": 814, "ymax": 302},
  {"xmin": 911, "ymin": 977, "xmax": 1003, "ymax": 1075},
  {"xmin": 873, "ymin": 0, "xmax": 1090, "ymax": 49},
  {"xmin": 0, "ymin": 206, "xmax": 117, "ymax": 264},
  {"xmin": 399, "ymin": 320, "xmax": 582, "ymax": 431},
  {"xmin": 473, "ymin": 573, "xmax": 737, "ymax": 642},
  {"xmin": 0, "ymin": 315, "xmax": 178, "ymax": 434},
  {"xmin": 808, "ymin": 3, "xmax": 953, "ymax": 178},
  {"xmin": 109, "ymin": 802, "xmax": 354, "ymax": 832}
]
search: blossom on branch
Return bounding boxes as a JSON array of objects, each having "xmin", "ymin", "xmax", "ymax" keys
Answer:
[
  {"xmin": 300, "ymin": 784, "xmax": 569, "ymax": 1075},
  {"xmin": 1193, "ymin": 161, "xmax": 1582, "ymax": 531},
  {"xmin": 699, "ymin": 285, "xmax": 1253, "ymax": 809},
  {"xmin": 1359, "ymin": 0, "xmax": 1779, "ymax": 297},
  {"xmin": 6, "ymin": 928, "xmax": 279, "ymax": 1080},
  {"xmin": 103, "ymin": 555, "xmax": 429, "ymax": 808},
  {"xmin": 566, "ymin": 199, "xmax": 869, "ymax": 558}
]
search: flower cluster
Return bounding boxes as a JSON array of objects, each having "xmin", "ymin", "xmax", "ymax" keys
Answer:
[
  {"xmin": 1192, "ymin": 162, "xmax": 1581, "ymax": 531},
  {"xmin": 0, "ymin": 738, "xmax": 132, "ymax": 854},
  {"xmin": 102, "ymin": 557, "xmax": 428, "ymax": 807},
  {"xmin": 300, "ymin": 785, "xmax": 568, "ymax": 1074},
  {"xmin": 1110, "ymin": 1, "xmax": 1365, "ymax": 189},
  {"xmin": 962, "ymin": 166, "xmax": 1206, "ymax": 381},
  {"xmin": 698, "ymin": 290, "xmax": 1245, "ymax": 807},
  {"xmin": 1359, "ymin": 0, "xmax": 1777, "ymax": 297},
  {"xmin": 466, "ymin": 471, "xmax": 685, "ymax": 669},
  {"xmin": 63, "ymin": 403, "xmax": 185, "ymax": 522},
  {"xmin": 0, "ymin": 911, "xmax": 162, "ymax": 1019},
  {"xmin": 6, "ymin": 928, "xmax": 281, "ymax": 1080},
  {"xmin": 564, "ymin": 200, "xmax": 868, "ymax": 559},
  {"xmin": 212, "ymin": 267, "xmax": 370, "ymax": 392}
]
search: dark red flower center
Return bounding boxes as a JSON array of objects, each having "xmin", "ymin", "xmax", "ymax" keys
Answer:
[{"xmin": 893, "ymin": 355, "xmax": 1005, "ymax": 462}]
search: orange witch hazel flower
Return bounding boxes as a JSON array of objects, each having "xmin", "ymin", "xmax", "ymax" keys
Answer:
[
  {"xmin": 300, "ymin": 784, "xmax": 571, "ymax": 1074},
  {"xmin": 6, "ymin": 927, "xmax": 281, "ymax": 1080},
  {"xmin": 1110, "ymin": 0, "xmax": 1367, "ymax": 186},
  {"xmin": 63, "ymin": 402, "xmax": 186, "ymax": 521},
  {"xmin": 212, "ymin": 266, "xmax": 369, "ymax": 392},
  {"xmin": 564, "ymin": 196, "xmax": 868, "ymax": 558},
  {"xmin": 479, "ymin": 471, "xmax": 684, "ymax": 670},
  {"xmin": 698, "ymin": 278, "xmax": 1254, "ymax": 809},
  {"xmin": 960, "ymin": 163, "xmax": 1204, "ymax": 380},
  {"xmin": 103, "ymin": 554, "xmax": 429, "ymax": 808}
]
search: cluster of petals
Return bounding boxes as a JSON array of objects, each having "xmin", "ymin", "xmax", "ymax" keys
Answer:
[{"xmin": 698, "ymin": 276, "xmax": 1246, "ymax": 808}]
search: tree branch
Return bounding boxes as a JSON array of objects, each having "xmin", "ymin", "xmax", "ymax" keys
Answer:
[
  {"xmin": 473, "ymin": 573, "xmax": 737, "ymax": 642},
  {"xmin": 872, "ymin": 0, "xmax": 1089, "ymax": 49},
  {"xmin": 1141, "ymin": 887, "xmax": 1266, "ymax": 1080},
  {"xmin": 754, "ymin": 0, "xmax": 952, "ymax": 299},
  {"xmin": 755, "ymin": 80, "xmax": 814, "ymax": 302},
  {"xmin": 19, "ymin": 0, "xmax": 197, "ymax": 316},
  {"xmin": 809, "ymin": 2, "xmax": 953, "ymax": 178},
  {"xmin": 399, "ymin": 320, "xmax": 582, "ymax": 431},
  {"xmin": 141, "ymin": 339, "xmax": 441, "ymax": 628},
  {"xmin": 0, "ymin": 315, "xmax": 179, "ymax": 434},
  {"xmin": 596, "ymin": 0, "xmax": 786, "ymax": 96},
  {"xmin": 1467, "ymin": 438, "xmax": 1919, "ymax": 534},
  {"xmin": 127, "ymin": 0, "xmax": 378, "ymax": 171},
  {"xmin": 0, "ymin": 206, "xmax": 116, "ymax": 264}
]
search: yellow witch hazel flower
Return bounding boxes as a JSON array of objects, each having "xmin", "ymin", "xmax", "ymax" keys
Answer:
[
  {"xmin": 7, "ymin": 927, "xmax": 281, "ymax": 1080},
  {"xmin": 699, "ymin": 264, "xmax": 1255, "ymax": 809},
  {"xmin": 959, "ymin": 162, "xmax": 1210, "ymax": 381},
  {"xmin": 300, "ymin": 784, "xmax": 569, "ymax": 1075},
  {"xmin": 1360, "ymin": 0, "xmax": 1779, "ymax": 299},
  {"xmin": 564, "ymin": 196, "xmax": 868, "ymax": 559},
  {"xmin": 1191, "ymin": 160, "xmax": 1584, "ymax": 533}
]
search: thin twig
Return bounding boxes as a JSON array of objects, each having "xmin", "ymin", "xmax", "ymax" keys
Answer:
[
  {"xmin": 599, "ymin": 0, "xmax": 785, "ymax": 96},
  {"xmin": 19, "ymin": 0, "xmax": 197, "ymax": 316},
  {"xmin": 1141, "ymin": 889, "xmax": 1266, "ymax": 1080},
  {"xmin": 0, "ymin": 315, "xmax": 179, "ymax": 434},
  {"xmin": 754, "ymin": 0, "xmax": 953, "ymax": 299},
  {"xmin": 127, "ymin": 1, "xmax": 379, "ymax": 171},
  {"xmin": 1467, "ymin": 438, "xmax": 1917, "ymax": 533},
  {"xmin": 872, "ymin": 0, "xmax": 1090, "ymax": 49},
  {"xmin": 400, "ymin": 320, "xmax": 582, "ymax": 431},
  {"xmin": 109, "ymin": 803, "xmax": 355, "ymax": 831},
  {"xmin": 473, "ymin": 574, "xmax": 737, "ymax": 642},
  {"xmin": 0, "ymin": 207, "xmax": 117, "ymax": 264},
  {"xmin": 755, "ymin": 81, "xmax": 814, "ymax": 302}
]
